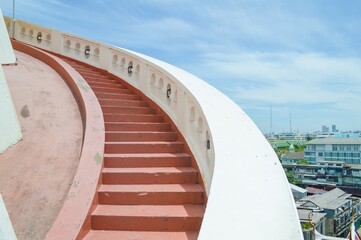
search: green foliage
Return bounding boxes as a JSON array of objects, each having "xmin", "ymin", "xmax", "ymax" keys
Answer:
[
  {"xmin": 297, "ymin": 159, "xmax": 309, "ymax": 165},
  {"xmin": 285, "ymin": 170, "xmax": 301, "ymax": 184},
  {"xmin": 301, "ymin": 222, "xmax": 313, "ymax": 230}
]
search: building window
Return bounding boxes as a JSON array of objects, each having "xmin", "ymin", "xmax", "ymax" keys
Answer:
[
  {"xmin": 347, "ymin": 146, "xmax": 352, "ymax": 151},
  {"xmin": 340, "ymin": 146, "xmax": 344, "ymax": 151},
  {"xmin": 333, "ymin": 146, "xmax": 337, "ymax": 151},
  {"xmin": 355, "ymin": 147, "xmax": 359, "ymax": 151},
  {"xmin": 318, "ymin": 152, "xmax": 323, "ymax": 157}
]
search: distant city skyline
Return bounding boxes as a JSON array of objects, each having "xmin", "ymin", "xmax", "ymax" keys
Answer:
[{"xmin": 1, "ymin": 1, "xmax": 360, "ymax": 133}]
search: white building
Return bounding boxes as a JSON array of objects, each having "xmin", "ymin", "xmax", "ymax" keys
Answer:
[{"xmin": 304, "ymin": 138, "xmax": 361, "ymax": 164}]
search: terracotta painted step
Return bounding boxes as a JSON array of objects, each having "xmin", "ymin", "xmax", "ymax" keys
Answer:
[
  {"xmin": 105, "ymin": 141, "xmax": 184, "ymax": 153},
  {"xmin": 87, "ymin": 81, "xmax": 127, "ymax": 89},
  {"xmin": 104, "ymin": 153, "xmax": 191, "ymax": 168},
  {"xmin": 75, "ymin": 69, "xmax": 106, "ymax": 78},
  {"xmin": 98, "ymin": 184, "xmax": 204, "ymax": 205},
  {"xmin": 105, "ymin": 122, "xmax": 170, "ymax": 131},
  {"xmin": 105, "ymin": 131, "xmax": 177, "ymax": 142},
  {"xmin": 72, "ymin": 67, "xmax": 99, "ymax": 74},
  {"xmin": 84, "ymin": 230, "xmax": 199, "ymax": 240},
  {"xmin": 83, "ymin": 75, "xmax": 118, "ymax": 83},
  {"xmin": 99, "ymin": 99, "xmax": 148, "ymax": 107},
  {"xmin": 92, "ymin": 86, "xmax": 132, "ymax": 95},
  {"xmin": 102, "ymin": 106, "xmax": 155, "ymax": 114},
  {"xmin": 104, "ymin": 114, "xmax": 163, "ymax": 123},
  {"xmin": 95, "ymin": 92, "xmax": 141, "ymax": 100},
  {"xmin": 102, "ymin": 167, "xmax": 198, "ymax": 184},
  {"xmin": 91, "ymin": 205, "xmax": 204, "ymax": 231}
]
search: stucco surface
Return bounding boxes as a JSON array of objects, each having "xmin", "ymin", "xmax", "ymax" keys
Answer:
[{"xmin": 0, "ymin": 51, "xmax": 83, "ymax": 240}]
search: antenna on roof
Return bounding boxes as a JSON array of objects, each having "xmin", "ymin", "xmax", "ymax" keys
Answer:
[
  {"xmin": 12, "ymin": 0, "xmax": 15, "ymax": 39},
  {"xmin": 289, "ymin": 109, "xmax": 292, "ymax": 133},
  {"xmin": 270, "ymin": 105, "xmax": 273, "ymax": 137}
]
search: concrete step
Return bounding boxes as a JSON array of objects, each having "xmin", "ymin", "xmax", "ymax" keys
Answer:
[
  {"xmin": 99, "ymin": 98, "xmax": 148, "ymax": 107},
  {"xmin": 91, "ymin": 205, "xmax": 204, "ymax": 231},
  {"xmin": 92, "ymin": 86, "xmax": 132, "ymax": 95},
  {"xmin": 83, "ymin": 75, "xmax": 118, "ymax": 83},
  {"xmin": 102, "ymin": 167, "xmax": 198, "ymax": 184},
  {"xmin": 87, "ymin": 81, "xmax": 127, "ymax": 89},
  {"xmin": 104, "ymin": 153, "xmax": 191, "ymax": 168},
  {"xmin": 105, "ymin": 141, "xmax": 184, "ymax": 153},
  {"xmin": 98, "ymin": 184, "xmax": 204, "ymax": 205},
  {"xmin": 102, "ymin": 106, "xmax": 155, "ymax": 114},
  {"xmin": 105, "ymin": 122, "xmax": 170, "ymax": 131},
  {"xmin": 95, "ymin": 92, "xmax": 141, "ymax": 100},
  {"xmin": 105, "ymin": 131, "xmax": 177, "ymax": 142},
  {"xmin": 84, "ymin": 230, "xmax": 199, "ymax": 240},
  {"xmin": 104, "ymin": 114, "xmax": 163, "ymax": 123}
]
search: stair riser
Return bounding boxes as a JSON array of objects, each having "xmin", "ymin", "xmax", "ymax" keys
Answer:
[
  {"xmin": 102, "ymin": 172, "xmax": 197, "ymax": 184},
  {"xmin": 88, "ymin": 81, "xmax": 126, "ymax": 89},
  {"xmin": 105, "ymin": 143, "xmax": 184, "ymax": 153},
  {"xmin": 95, "ymin": 92, "xmax": 140, "ymax": 100},
  {"xmin": 102, "ymin": 107, "xmax": 155, "ymax": 114},
  {"xmin": 104, "ymin": 115, "xmax": 163, "ymax": 123},
  {"xmin": 105, "ymin": 123, "xmax": 170, "ymax": 131},
  {"xmin": 104, "ymin": 157, "xmax": 191, "ymax": 168},
  {"xmin": 99, "ymin": 99, "xmax": 147, "ymax": 107},
  {"xmin": 93, "ymin": 88, "xmax": 132, "ymax": 95},
  {"xmin": 91, "ymin": 216, "xmax": 203, "ymax": 231},
  {"xmin": 84, "ymin": 76, "xmax": 118, "ymax": 84},
  {"xmin": 99, "ymin": 192, "xmax": 204, "ymax": 205},
  {"xmin": 105, "ymin": 133, "xmax": 177, "ymax": 142}
]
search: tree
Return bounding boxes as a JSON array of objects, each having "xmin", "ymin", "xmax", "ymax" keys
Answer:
[{"xmin": 285, "ymin": 170, "xmax": 301, "ymax": 184}]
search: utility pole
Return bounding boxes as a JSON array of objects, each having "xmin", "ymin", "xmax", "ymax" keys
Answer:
[
  {"xmin": 289, "ymin": 109, "xmax": 292, "ymax": 133},
  {"xmin": 12, "ymin": 0, "xmax": 15, "ymax": 39}
]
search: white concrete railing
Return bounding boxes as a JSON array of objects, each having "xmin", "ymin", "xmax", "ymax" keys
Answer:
[{"xmin": 4, "ymin": 17, "xmax": 304, "ymax": 239}]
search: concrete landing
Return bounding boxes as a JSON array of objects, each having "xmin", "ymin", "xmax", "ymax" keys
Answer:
[{"xmin": 0, "ymin": 51, "xmax": 83, "ymax": 240}]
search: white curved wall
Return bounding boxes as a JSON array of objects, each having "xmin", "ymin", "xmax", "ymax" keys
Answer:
[
  {"xmin": 0, "ymin": 11, "xmax": 21, "ymax": 153},
  {"xmin": 4, "ymin": 17, "xmax": 304, "ymax": 239}
]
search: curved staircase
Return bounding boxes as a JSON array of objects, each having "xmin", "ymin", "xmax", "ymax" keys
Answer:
[{"xmin": 61, "ymin": 58, "xmax": 205, "ymax": 240}]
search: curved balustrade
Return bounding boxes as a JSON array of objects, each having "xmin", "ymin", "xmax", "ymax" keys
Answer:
[{"xmin": 4, "ymin": 16, "xmax": 304, "ymax": 239}]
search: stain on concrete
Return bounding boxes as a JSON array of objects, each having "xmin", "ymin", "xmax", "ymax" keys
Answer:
[
  {"xmin": 94, "ymin": 153, "xmax": 102, "ymax": 165},
  {"xmin": 76, "ymin": 78, "xmax": 90, "ymax": 92},
  {"xmin": 20, "ymin": 105, "xmax": 30, "ymax": 118}
]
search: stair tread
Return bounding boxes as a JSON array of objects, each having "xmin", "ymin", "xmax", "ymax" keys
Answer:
[
  {"xmin": 84, "ymin": 230, "xmax": 198, "ymax": 240},
  {"xmin": 103, "ymin": 167, "xmax": 197, "ymax": 173},
  {"xmin": 93, "ymin": 205, "xmax": 205, "ymax": 217},
  {"xmin": 105, "ymin": 141, "xmax": 183, "ymax": 144},
  {"xmin": 104, "ymin": 153, "xmax": 189, "ymax": 158},
  {"xmin": 99, "ymin": 184, "xmax": 203, "ymax": 193}
]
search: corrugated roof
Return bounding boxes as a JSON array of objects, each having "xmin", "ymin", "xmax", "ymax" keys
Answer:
[
  {"xmin": 301, "ymin": 188, "xmax": 351, "ymax": 210},
  {"xmin": 282, "ymin": 152, "xmax": 304, "ymax": 160},
  {"xmin": 307, "ymin": 137, "xmax": 361, "ymax": 145},
  {"xmin": 297, "ymin": 209, "xmax": 326, "ymax": 224}
]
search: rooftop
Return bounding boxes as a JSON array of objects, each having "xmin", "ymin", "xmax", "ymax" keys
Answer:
[
  {"xmin": 307, "ymin": 137, "xmax": 361, "ymax": 145},
  {"xmin": 301, "ymin": 188, "xmax": 351, "ymax": 210}
]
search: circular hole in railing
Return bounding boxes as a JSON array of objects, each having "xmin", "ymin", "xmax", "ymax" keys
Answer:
[
  {"xmin": 29, "ymin": 29, "xmax": 34, "ymax": 36},
  {"xmin": 36, "ymin": 32, "xmax": 42, "ymax": 43},
  {"xmin": 121, "ymin": 58, "xmax": 126, "ymax": 66},
  {"xmin": 84, "ymin": 46, "xmax": 91, "ymax": 58},
  {"xmin": 94, "ymin": 48, "xmax": 100, "ymax": 56},
  {"xmin": 150, "ymin": 73, "xmax": 156, "ymax": 85},
  {"xmin": 158, "ymin": 78, "xmax": 164, "ymax": 89},
  {"xmin": 46, "ymin": 34, "xmax": 51, "ymax": 41},
  {"xmin": 190, "ymin": 107, "xmax": 195, "ymax": 122},
  {"xmin": 112, "ymin": 55, "xmax": 118, "ymax": 63},
  {"xmin": 197, "ymin": 117, "xmax": 203, "ymax": 133},
  {"xmin": 166, "ymin": 83, "xmax": 171, "ymax": 99},
  {"xmin": 174, "ymin": 90, "xmax": 178, "ymax": 102},
  {"xmin": 128, "ymin": 61, "xmax": 133, "ymax": 77},
  {"xmin": 65, "ymin": 40, "xmax": 71, "ymax": 47},
  {"xmin": 206, "ymin": 131, "xmax": 211, "ymax": 150},
  {"xmin": 20, "ymin": 27, "xmax": 25, "ymax": 34},
  {"xmin": 135, "ymin": 64, "xmax": 140, "ymax": 75},
  {"xmin": 75, "ymin": 43, "xmax": 81, "ymax": 50}
]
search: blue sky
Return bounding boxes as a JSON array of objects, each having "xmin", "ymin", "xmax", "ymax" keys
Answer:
[{"xmin": 2, "ymin": 0, "xmax": 361, "ymax": 133}]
